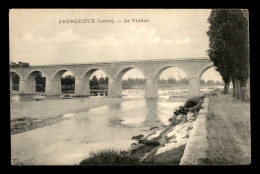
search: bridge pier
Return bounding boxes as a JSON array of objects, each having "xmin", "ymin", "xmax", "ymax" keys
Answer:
[
  {"xmin": 145, "ymin": 77, "xmax": 158, "ymax": 99},
  {"xmin": 83, "ymin": 78, "xmax": 90, "ymax": 96},
  {"xmin": 74, "ymin": 77, "xmax": 83, "ymax": 96},
  {"xmin": 74, "ymin": 77, "xmax": 90, "ymax": 96},
  {"xmin": 108, "ymin": 78, "xmax": 122, "ymax": 98},
  {"xmin": 19, "ymin": 78, "xmax": 36, "ymax": 94},
  {"xmin": 10, "ymin": 77, "xmax": 13, "ymax": 94},
  {"xmin": 45, "ymin": 78, "xmax": 61, "ymax": 95},
  {"xmin": 188, "ymin": 76, "xmax": 200, "ymax": 97}
]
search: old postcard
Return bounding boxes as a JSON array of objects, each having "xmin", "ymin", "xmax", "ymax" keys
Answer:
[{"xmin": 9, "ymin": 9, "xmax": 250, "ymax": 165}]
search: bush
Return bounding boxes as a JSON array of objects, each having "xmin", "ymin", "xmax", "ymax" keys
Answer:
[
  {"xmin": 132, "ymin": 134, "xmax": 144, "ymax": 140},
  {"xmin": 184, "ymin": 95, "xmax": 205, "ymax": 108},
  {"xmin": 174, "ymin": 106, "xmax": 189, "ymax": 116},
  {"xmin": 138, "ymin": 139, "xmax": 160, "ymax": 146},
  {"xmin": 79, "ymin": 149, "xmax": 140, "ymax": 165},
  {"xmin": 170, "ymin": 95, "xmax": 206, "ymax": 122}
]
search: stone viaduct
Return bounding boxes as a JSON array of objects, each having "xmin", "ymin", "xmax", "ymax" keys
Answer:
[{"xmin": 10, "ymin": 58, "xmax": 214, "ymax": 99}]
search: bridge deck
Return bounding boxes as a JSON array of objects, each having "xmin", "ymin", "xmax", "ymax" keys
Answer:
[{"xmin": 10, "ymin": 57, "xmax": 211, "ymax": 68}]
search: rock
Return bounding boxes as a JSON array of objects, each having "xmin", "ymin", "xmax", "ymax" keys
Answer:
[
  {"xmin": 132, "ymin": 134, "xmax": 144, "ymax": 140},
  {"xmin": 187, "ymin": 112, "xmax": 194, "ymax": 120},
  {"xmin": 138, "ymin": 139, "xmax": 160, "ymax": 146},
  {"xmin": 187, "ymin": 125, "xmax": 193, "ymax": 130},
  {"xmin": 188, "ymin": 118, "xmax": 194, "ymax": 122},
  {"xmin": 176, "ymin": 115, "xmax": 182, "ymax": 121},
  {"xmin": 131, "ymin": 143, "xmax": 139, "ymax": 148},
  {"xmin": 172, "ymin": 139, "xmax": 177, "ymax": 143},
  {"xmin": 150, "ymin": 126, "xmax": 159, "ymax": 130}
]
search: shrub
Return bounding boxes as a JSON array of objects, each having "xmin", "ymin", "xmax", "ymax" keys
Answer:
[
  {"xmin": 170, "ymin": 95, "xmax": 205, "ymax": 122},
  {"xmin": 15, "ymin": 117, "xmax": 27, "ymax": 121},
  {"xmin": 79, "ymin": 149, "xmax": 140, "ymax": 165},
  {"xmin": 184, "ymin": 96, "xmax": 204, "ymax": 108},
  {"xmin": 138, "ymin": 139, "xmax": 160, "ymax": 146},
  {"xmin": 174, "ymin": 106, "xmax": 189, "ymax": 116},
  {"xmin": 132, "ymin": 134, "xmax": 144, "ymax": 140}
]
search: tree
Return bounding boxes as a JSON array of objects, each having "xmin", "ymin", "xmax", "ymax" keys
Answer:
[
  {"xmin": 61, "ymin": 75, "xmax": 75, "ymax": 92},
  {"xmin": 207, "ymin": 9, "xmax": 249, "ymax": 100},
  {"xmin": 200, "ymin": 79, "xmax": 205, "ymax": 85},
  {"xmin": 104, "ymin": 77, "xmax": 109, "ymax": 84},
  {"xmin": 90, "ymin": 75, "xmax": 99, "ymax": 89},
  {"xmin": 35, "ymin": 74, "xmax": 46, "ymax": 92}
]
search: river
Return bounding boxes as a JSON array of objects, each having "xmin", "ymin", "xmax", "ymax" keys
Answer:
[{"xmin": 11, "ymin": 88, "xmax": 220, "ymax": 165}]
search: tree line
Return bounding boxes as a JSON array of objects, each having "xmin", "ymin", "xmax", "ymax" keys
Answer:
[
  {"xmin": 54, "ymin": 75, "xmax": 109, "ymax": 91},
  {"xmin": 207, "ymin": 9, "xmax": 249, "ymax": 101}
]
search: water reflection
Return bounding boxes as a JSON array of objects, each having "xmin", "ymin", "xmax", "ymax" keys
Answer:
[
  {"xmin": 90, "ymin": 91, "xmax": 108, "ymax": 97},
  {"xmin": 142, "ymin": 99, "xmax": 159, "ymax": 126},
  {"xmin": 11, "ymin": 87, "xmax": 224, "ymax": 103},
  {"xmin": 11, "ymin": 95, "xmax": 63, "ymax": 103},
  {"xmin": 122, "ymin": 89, "xmax": 145, "ymax": 99}
]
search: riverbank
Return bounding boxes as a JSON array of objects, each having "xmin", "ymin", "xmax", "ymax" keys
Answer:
[
  {"xmin": 203, "ymin": 92, "xmax": 251, "ymax": 165},
  {"xmin": 11, "ymin": 97, "xmax": 133, "ymax": 135},
  {"xmin": 79, "ymin": 95, "xmax": 206, "ymax": 165},
  {"xmin": 122, "ymin": 85, "xmax": 223, "ymax": 90}
]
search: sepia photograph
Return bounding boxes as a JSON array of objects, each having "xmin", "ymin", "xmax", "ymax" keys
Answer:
[{"xmin": 9, "ymin": 9, "xmax": 250, "ymax": 165}]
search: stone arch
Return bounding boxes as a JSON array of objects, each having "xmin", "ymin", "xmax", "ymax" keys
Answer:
[
  {"xmin": 10, "ymin": 71, "xmax": 21, "ymax": 92},
  {"xmin": 145, "ymin": 64, "xmax": 189, "ymax": 99},
  {"xmin": 10, "ymin": 70, "xmax": 22, "ymax": 79},
  {"xmin": 115, "ymin": 66, "xmax": 147, "ymax": 81},
  {"xmin": 190, "ymin": 62, "xmax": 215, "ymax": 96},
  {"xmin": 198, "ymin": 63, "xmax": 225, "ymax": 94},
  {"xmin": 51, "ymin": 68, "xmax": 76, "ymax": 80},
  {"xmin": 82, "ymin": 67, "xmax": 112, "ymax": 80},
  {"xmin": 108, "ymin": 66, "xmax": 146, "ymax": 98},
  {"xmin": 196, "ymin": 62, "xmax": 215, "ymax": 80},
  {"xmin": 24, "ymin": 69, "xmax": 47, "ymax": 93},
  {"xmin": 153, "ymin": 64, "xmax": 189, "ymax": 80},
  {"xmin": 75, "ymin": 67, "xmax": 111, "ymax": 96},
  {"xmin": 49, "ymin": 68, "xmax": 76, "ymax": 95},
  {"xmin": 25, "ymin": 69, "xmax": 46, "ymax": 80}
]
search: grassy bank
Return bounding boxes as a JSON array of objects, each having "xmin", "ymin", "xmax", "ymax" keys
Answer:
[
  {"xmin": 79, "ymin": 149, "xmax": 140, "ymax": 165},
  {"xmin": 203, "ymin": 93, "xmax": 251, "ymax": 165}
]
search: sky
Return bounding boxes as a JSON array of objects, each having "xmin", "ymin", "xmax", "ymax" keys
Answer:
[{"xmin": 9, "ymin": 9, "xmax": 222, "ymax": 81}]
